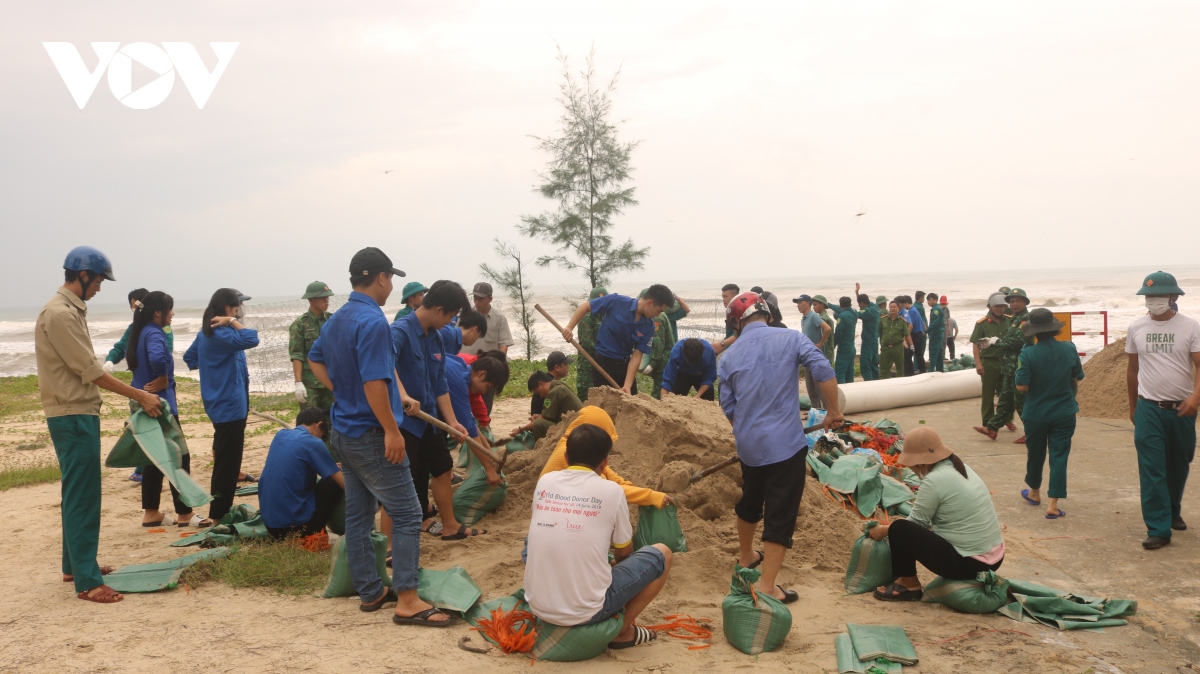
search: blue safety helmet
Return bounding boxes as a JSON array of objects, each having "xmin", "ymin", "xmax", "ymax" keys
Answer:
[{"xmin": 63, "ymin": 246, "xmax": 115, "ymax": 281}]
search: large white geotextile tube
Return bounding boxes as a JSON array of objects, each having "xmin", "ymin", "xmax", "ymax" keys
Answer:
[{"xmin": 835, "ymin": 370, "xmax": 983, "ymax": 415}]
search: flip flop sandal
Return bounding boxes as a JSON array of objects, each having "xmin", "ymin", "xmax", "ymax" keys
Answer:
[
  {"xmin": 77, "ymin": 585, "xmax": 123, "ymax": 603},
  {"xmin": 1014, "ymin": 436, "xmax": 1026, "ymax": 445},
  {"xmin": 972, "ymin": 426, "xmax": 998, "ymax": 441},
  {"xmin": 360, "ymin": 587, "xmax": 398, "ymax": 612},
  {"xmin": 450, "ymin": 473, "xmax": 464, "ymax": 486},
  {"xmin": 392, "ymin": 607, "xmax": 455, "ymax": 627},
  {"xmin": 1020, "ymin": 489, "xmax": 1041, "ymax": 506},
  {"xmin": 747, "ymin": 549, "xmax": 765, "ymax": 570},
  {"xmin": 238, "ymin": 473, "xmax": 258, "ymax": 484},
  {"xmin": 1045, "ymin": 509, "xmax": 1066, "ymax": 519},
  {"xmin": 179, "ymin": 514, "xmax": 213, "ymax": 528},
  {"xmin": 441, "ymin": 525, "xmax": 486, "ymax": 541},
  {"xmin": 776, "ymin": 585, "xmax": 799, "ymax": 604},
  {"xmin": 873, "ymin": 582, "xmax": 923, "ymax": 602},
  {"xmin": 385, "ymin": 554, "xmax": 392, "ymax": 569},
  {"xmin": 608, "ymin": 625, "xmax": 657, "ymax": 650},
  {"xmin": 64, "ymin": 566, "xmax": 114, "ymax": 583},
  {"xmin": 423, "ymin": 521, "xmax": 444, "ymax": 536}
]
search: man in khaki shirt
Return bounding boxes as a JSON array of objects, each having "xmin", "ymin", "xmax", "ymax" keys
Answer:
[
  {"xmin": 469, "ymin": 282, "xmax": 513, "ymax": 413},
  {"xmin": 36, "ymin": 247, "xmax": 162, "ymax": 604}
]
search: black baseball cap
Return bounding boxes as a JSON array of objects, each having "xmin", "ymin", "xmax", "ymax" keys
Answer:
[
  {"xmin": 547, "ymin": 351, "xmax": 573, "ymax": 369},
  {"xmin": 349, "ymin": 247, "xmax": 405, "ymax": 279},
  {"xmin": 793, "ymin": 293, "xmax": 813, "ymax": 304},
  {"xmin": 472, "ymin": 282, "xmax": 493, "ymax": 298}
]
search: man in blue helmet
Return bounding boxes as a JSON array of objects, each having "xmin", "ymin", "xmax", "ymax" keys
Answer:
[{"xmin": 35, "ymin": 246, "xmax": 165, "ymax": 604}]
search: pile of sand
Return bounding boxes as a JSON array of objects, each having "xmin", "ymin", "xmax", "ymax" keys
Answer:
[{"xmin": 1076, "ymin": 337, "xmax": 1129, "ymax": 419}]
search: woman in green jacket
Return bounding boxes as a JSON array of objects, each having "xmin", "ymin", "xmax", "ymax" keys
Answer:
[
  {"xmin": 1014, "ymin": 308, "xmax": 1083, "ymax": 519},
  {"xmin": 870, "ymin": 428, "xmax": 1005, "ymax": 602}
]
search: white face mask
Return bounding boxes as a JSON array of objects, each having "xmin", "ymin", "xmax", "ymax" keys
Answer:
[{"xmin": 1145, "ymin": 297, "xmax": 1172, "ymax": 316}]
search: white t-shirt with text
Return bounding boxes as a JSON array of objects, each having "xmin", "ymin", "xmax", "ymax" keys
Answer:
[
  {"xmin": 523, "ymin": 467, "xmax": 632, "ymax": 626},
  {"xmin": 1126, "ymin": 313, "xmax": 1200, "ymax": 402}
]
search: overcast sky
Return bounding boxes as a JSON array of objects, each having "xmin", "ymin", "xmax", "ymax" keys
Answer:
[{"xmin": 2, "ymin": 1, "xmax": 1197, "ymax": 308}]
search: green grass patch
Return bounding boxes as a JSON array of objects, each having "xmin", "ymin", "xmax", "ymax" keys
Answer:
[
  {"xmin": 0, "ymin": 375, "xmax": 42, "ymax": 418},
  {"xmin": 14, "ymin": 433, "xmax": 50, "ymax": 450},
  {"xmin": 0, "ymin": 462, "xmax": 61, "ymax": 491},
  {"xmin": 179, "ymin": 539, "xmax": 330, "ymax": 595}
]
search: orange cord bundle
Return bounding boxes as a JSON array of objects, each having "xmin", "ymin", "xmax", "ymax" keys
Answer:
[
  {"xmin": 472, "ymin": 607, "xmax": 539, "ymax": 654},
  {"xmin": 643, "ymin": 614, "xmax": 713, "ymax": 650},
  {"xmin": 296, "ymin": 532, "xmax": 330, "ymax": 552}
]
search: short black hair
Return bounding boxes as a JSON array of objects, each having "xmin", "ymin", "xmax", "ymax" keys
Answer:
[
  {"xmin": 565, "ymin": 423, "xmax": 613, "ymax": 469},
  {"xmin": 472, "ymin": 354, "xmax": 510, "ymax": 389},
  {"xmin": 128, "ymin": 288, "xmax": 149, "ymax": 305},
  {"xmin": 457, "ymin": 308, "xmax": 488, "ymax": 337},
  {"xmin": 296, "ymin": 407, "xmax": 326, "ymax": 429},
  {"xmin": 839, "ymin": 296, "xmax": 852, "ymax": 309},
  {"xmin": 927, "ymin": 293, "xmax": 939, "ymax": 302},
  {"xmin": 682, "ymin": 338, "xmax": 704, "ymax": 365},
  {"xmin": 642, "ymin": 284, "xmax": 674, "ymax": 307},
  {"xmin": 750, "ymin": 286, "xmax": 764, "ymax": 294},
  {"xmin": 422, "ymin": 280, "xmax": 470, "ymax": 314},
  {"xmin": 527, "ymin": 370, "xmax": 553, "ymax": 391},
  {"xmin": 915, "ymin": 291, "xmax": 926, "ymax": 300},
  {"xmin": 857, "ymin": 293, "xmax": 870, "ymax": 305},
  {"xmin": 893, "ymin": 295, "xmax": 905, "ymax": 305},
  {"xmin": 721, "ymin": 283, "xmax": 740, "ymax": 294},
  {"xmin": 350, "ymin": 270, "xmax": 388, "ymax": 289}
]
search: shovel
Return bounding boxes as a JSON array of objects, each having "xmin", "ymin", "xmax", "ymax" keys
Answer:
[
  {"xmin": 686, "ymin": 422, "xmax": 828, "ymax": 487},
  {"xmin": 534, "ymin": 303, "xmax": 623, "ymax": 390}
]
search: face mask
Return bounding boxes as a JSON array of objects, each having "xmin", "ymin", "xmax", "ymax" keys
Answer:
[{"xmin": 1145, "ymin": 297, "xmax": 1172, "ymax": 316}]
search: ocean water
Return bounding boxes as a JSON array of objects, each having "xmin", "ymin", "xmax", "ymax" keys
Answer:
[{"xmin": 3, "ymin": 264, "xmax": 1195, "ymax": 388}]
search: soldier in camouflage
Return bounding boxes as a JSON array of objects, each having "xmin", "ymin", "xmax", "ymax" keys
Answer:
[
  {"xmin": 645, "ymin": 311, "xmax": 677, "ymax": 399},
  {"xmin": 576, "ymin": 287, "xmax": 607, "ymax": 402},
  {"xmin": 976, "ymin": 288, "xmax": 1033, "ymax": 441},
  {"xmin": 289, "ymin": 281, "xmax": 335, "ymax": 426}
]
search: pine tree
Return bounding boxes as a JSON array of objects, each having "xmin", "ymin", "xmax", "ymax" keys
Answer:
[
  {"xmin": 520, "ymin": 47, "xmax": 648, "ymax": 289},
  {"xmin": 479, "ymin": 240, "xmax": 541, "ymax": 360}
]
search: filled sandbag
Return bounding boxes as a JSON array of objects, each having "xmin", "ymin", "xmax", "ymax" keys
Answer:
[
  {"xmin": 722, "ymin": 565, "xmax": 792, "ymax": 655},
  {"xmin": 632, "ymin": 504, "xmax": 688, "ymax": 553},
  {"xmin": 844, "ymin": 521, "xmax": 894, "ymax": 595},
  {"xmin": 464, "ymin": 589, "xmax": 624, "ymax": 662},
  {"xmin": 322, "ymin": 531, "xmax": 390, "ymax": 598},
  {"xmin": 922, "ymin": 571, "xmax": 1010, "ymax": 614},
  {"xmin": 452, "ymin": 451, "xmax": 507, "ymax": 526}
]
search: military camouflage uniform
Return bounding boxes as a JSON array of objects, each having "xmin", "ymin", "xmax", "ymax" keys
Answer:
[
  {"xmin": 986, "ymin": 307, "xmax": 1033, "ymax": 431},
  {"xmin": 648, "ymin": 313, "xmax": 677, "ymax": 399},
  {"xmin": 288, "ymin": 310, "xmax": 333, "ymax": 417},
  {"xmin": 577, "ymin": 311, "xmax": 603, "ymax": 402}
]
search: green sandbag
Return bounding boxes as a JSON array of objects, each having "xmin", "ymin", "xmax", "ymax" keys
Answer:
[
  {"xmin": 722, "ymin": 565, "xmax": 792, "ymax": 655},
  {"xmin": 106, "ymin": 400, "xmax": 210, "ymax": 509},
  {"xmin": 418, "ymin": 565, "xmax": 482, "ymax": 613},
  {"xmin": 958, "ymin": 355, "xmax": 975, "ymax": 367},
  {"xmin": 453, "ymin": 452, "xmax": 507, "ymax": 526},
  {"xmin": 879, "ymin": 475, "xmax": 914, "ymax": 509},
  {"xmin": 799, "ymin": 394, "xmax": 811, "ymax": 411},
  {"xmin": 234, "ymin": 484, "xmax": 258, "ymax": 497},
  {"xmin": 464, "ymin": 589, "xmax": 623, "ymax": 662},
  {"xmin": 322, "ymin": 531, "xmax": 391, "ymax": 598},
  {"xmin": 632, "ymin": 504, "xmax": 688, "ymax": 553},
  {"xmin": 171, "ymin": 504, "xmax": 267, "ymax": 548},
  {"xmin": 846, "ymin": 624, "xmax": 918, "ymax": 666},
  {"xmin": 104, "ymin": 547, "xmax": 233, "ymax": 593},
  {"xmin": 845, "ymin": 521, "xmax": 894, "ymax": 595},
  {"xmin": 866, "ymin": 419, "xmax": 902, "ymax": 435},
  {"xmin": 835, "ymin": 633, "xmax": 903, "ymax": 673},
  {"xmin": 922, "ymin": 571, "xmax": 1009, "ymax": 614},
  {"xmin": 507, "ymin": 431, "xmax": 536, "ymax": 453},
  {"xmin": 1005, "ymin": 578, "xmax": 1067, "ymax": 597}
]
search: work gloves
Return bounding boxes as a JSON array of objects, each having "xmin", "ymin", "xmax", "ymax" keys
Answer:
[
  {"xmin": 294, "ymin": 381, "xmax": 307, "ymax": 403},
  {"xmin": 979, "ymin": 337, "xmax": 999, "ymax": 348},
  {"xmin": 102, "ymin": 360, "xmax": 115, "ymax": 374}
]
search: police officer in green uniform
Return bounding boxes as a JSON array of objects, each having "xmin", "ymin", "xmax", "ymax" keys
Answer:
[
  {"xmin": 576, "ymin": 286, "xmax": 606, "ymax": 402},
  {"xmin": 813, "ymin": 295, "xmax": 836, "ymax": 366},
  {"xmin": 392, "ymin": 281, "xmax": 427, "ymax": 321},
  {"xmin": 834, "ymin": 296, "xmax": 858, "ymax": 384},
  {"xmin": 976, "ymin": 288, "xmax": 1033, "ymax": 441},
  {"xmin": 854, "ymin": 288, "xmax": 882, "ymax": 381},
  {"xmin": 970, "ymin": 293, "xmax": 1009, "ymax": 425},
  {"xmin": 926, "ymin": 293, "xmax": 947, "ymax": 372},
  {"xmin": 878, "ymin": 300, "xmax": 911, "ymax": 379},
  {"xmin": 289, "ymin": 281, "xmax": 335, "ymax": 422}
]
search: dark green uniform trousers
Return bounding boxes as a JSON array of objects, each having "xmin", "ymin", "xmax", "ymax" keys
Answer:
[
  {"xmin": 880, "ymin": 345, "xmax": 905, "ymax": 379},
  {"xmin": 927, "ymin": 329, "xmax": 946, "ymax": 372},
  {"xmin": 1134, "ymin": 400, "xmax": 1196, "ymax": 539},
  {"xmin": 980, "ymin": 362, "xmax": 1002, "ymax": 424},
  {"xmin": 1024, "ymin": 415, "xmax": 1075, "ymax": 498},
  {"xmin": 306, "ymin": 386, "xmax": 335, "ymax": 454},
  {"xmin": 835, "ymin": 345, "xmax": 857, "ymax": 384},
  {"xmin": 987, "ymin": 363, "xmax": 1026, "ymax": 431},
  {"xmin": 46, "ymin": 414, "xmax": 103, "ymax": 593},
  {"xmin": 576, "ymin": 361, "xmax": 594, "ymax": 402},
  {"xmin": 859, "ymin": 340, "xmax": 880, "ymax": 381}
]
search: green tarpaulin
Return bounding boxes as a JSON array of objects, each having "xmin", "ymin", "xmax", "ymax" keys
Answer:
[
  {"xmin": 835, "ymin": 633, "xmax": 903, "ymax": 673},
  {"xmin": 171, "ymin": 505, "xmax": 268, "ymax": 548},
  {"xmin": 234, "ymin": 484, "xmax": 258, "ymax": 497},
  {"xmin": 996, "ymin": 580, "xmax": 1137, "ymax": 631},
  {"xmin": 418, "ymin": 566, "xmax": 482, "ymax": 613},
  {"xmin": 104, "ymin": 548, "xmax": 233, "ymax": 593},
  {"xmin": 106, "ymin": 400, "xmax": 210, "ymax": 509},
  {"xmin": 846, "ymin": 624, "xmax": 918, "ymax": 667}
]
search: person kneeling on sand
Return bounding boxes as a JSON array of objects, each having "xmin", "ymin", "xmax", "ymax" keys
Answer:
[
  {"xmin": 870, "ymin": 428, "xmax": 1005, "ymax": 602},
  {"xmin": 524, "ymin": 424, "xmax": 673, "ymax": 650},
  {"xmin": 259, "ymin": 407, "xmax": 345, "ymax": 539}
]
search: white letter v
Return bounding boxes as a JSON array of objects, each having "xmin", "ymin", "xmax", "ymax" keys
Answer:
[
  {"xmin": 43, "ymin": 42, "xmax": 119, "ymax": 109},
  {"xmin": 164, "ymin": 42, "xmax": 239, "ymax": 109}
]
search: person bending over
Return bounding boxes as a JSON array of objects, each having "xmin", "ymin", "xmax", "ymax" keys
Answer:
[
  {"xmin": 515, "ymin": 369, "xmax": 582, "ymax": 440},
  {"xmin": 661, "ymin": 338, "xmax": 717, "ymax": 400},
  {"xmin": 259, "ymin": 407, "xmax": 346, "ymax": 539},
  {"xmin": 561, "ymin": 284, "xmax": 674, "ymax": 394},
  {"xmin": 524, "ymin": 423, "xmax": 673, "ymax": 650},
  {"xmin": 870, "ymin": 428, "xmax": 1005, "ymax": 602}
]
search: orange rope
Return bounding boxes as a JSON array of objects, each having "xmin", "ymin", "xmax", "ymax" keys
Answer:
[
  {"xmin": 472, "ymin": 607, "xmax": 538, "ymax": 654},
  {"xmin": 297, "ymin": 532, "xmax": 331, "ymax": 552},
  {"xmin": 643, "ymin": 614, "xmax": 713, "ymax": 649}
]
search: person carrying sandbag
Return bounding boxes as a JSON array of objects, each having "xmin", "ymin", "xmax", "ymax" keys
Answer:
[{"xmin": 868, "ymin": 428, "xmax": 1005, "ymax": 602}]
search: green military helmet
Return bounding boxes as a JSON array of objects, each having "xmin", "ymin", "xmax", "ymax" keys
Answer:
[
  {"xmin": 302, "ymin": 281, "xmax": 334, "ymax": 299},
  {"xmin": 1005, "ymin": 288, "xmax": 1029, "ymax": 302},
  {"xmin": 875, "ymin": 295, "xmax": 887, "ymax": 306},
  {"xmin": 811, "ymin": 294, "xmax": 830, "ymax": 310},
  {"xmin": 589, "ymin": 286, "xmax": 608, "ymax": 300},
  {"xmin": 401, "ymin": 281, "xmax": 428, "ymax": 302},
  {"xmin": 1136, "ymin": 270, "xmax": 1185, "ymax": 296},
  {"xmin": 998, "ymin": 286, "xmax": 1011, "ymax": 296}
]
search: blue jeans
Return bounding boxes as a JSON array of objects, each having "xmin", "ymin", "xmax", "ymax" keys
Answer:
[
  {"xmin": 332, "ymin": 427, "xmax": 423, "ymax": 601},
  {"xmin": 581, "ymin": 546, "xmax": 666, "ymax": 625}
]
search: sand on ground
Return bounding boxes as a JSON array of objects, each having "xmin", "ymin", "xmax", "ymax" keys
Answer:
[{"xmin": 1, "ymin": 380, "xmax": 1198, "ymax": 673}]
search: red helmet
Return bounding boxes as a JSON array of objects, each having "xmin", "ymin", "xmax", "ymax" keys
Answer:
[
  {"xmin": 725, "ymin": 292, "xmax": 772, "ymax": 331},
  {"xmin": 939, "ymin": 296, "xmax": 949, "ymax": 305}
]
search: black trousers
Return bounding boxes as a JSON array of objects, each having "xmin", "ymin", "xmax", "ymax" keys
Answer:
[
  {"xmin": 208, "ymin": 418, "xmax": 247, "ymax": 521},
  {"xmin": 947, "ymin": 338, "xmax": 956, "ymax": 359},
  {"xmin": 403, "ymin": 426, "xmax": 453, "ymax": 518},
  {"xmin": 594, "ymin": 354, "xmax": 637, "ymax": 395},
  {"xmin": 911, "ymin": 332, "xmax": 927, "ymax": 374},
  {"xmin": 670, "ymin": 372, "xmax": 715, "ymax": 400},
  {"xmin": 887, "ymin": 519, "xmax": 1002, "ymax": 580},
  {"xmin": 267, "ymin": 478, "xmax": 345, "ymax": 539},
  {"xmin": 142, "ymin": 415, "xmax": 192, "ymax": 514}
]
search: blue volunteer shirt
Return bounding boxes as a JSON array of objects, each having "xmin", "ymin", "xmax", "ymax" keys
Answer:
[
  {"xmin": 589, "ymin": 293, "xmax": 654, "ymax": 360},
  {"xmin": 258, "ymin": 427, "xmax": 341, "ymax": 529},
  {"xmin": 444, "ymin": 354, "xmax": 479, "ymax": 439},
  {"xmin": 908, "ymin": 307, "xmax": 926, "ymax": 333},
  {"xmin": 438, "ymin": 324, "xmax": 463, "ymax": 357},
  {"xmin": 899, "ymin": 307, "xmax": 913, "ymax": 326},
  {"xmin": 131, "ymin": 323, "xmax": 177, "ymax": 415},
  {"xmin": 391, "ymin": 311, "xmax": 449, "ymax": 436},
  {"xmin": 183, "ymin": 324, "xmax": 258, "ymax": 424},
  {"xmin": 718, "ymin": 321, "xmax": 835, "ymax": 466},
  {"xmin": 308, "ymin": 291, "xmax": 402, "ymax": 438},
  {"xmin": 661, "ymin": 339, "xmax": 717, "ymax": 391}
]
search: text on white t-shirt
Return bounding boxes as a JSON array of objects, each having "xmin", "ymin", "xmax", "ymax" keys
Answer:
[{"xmin": 1126, "ymin": 313, "xmax": 1200, "ymax": 402}]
